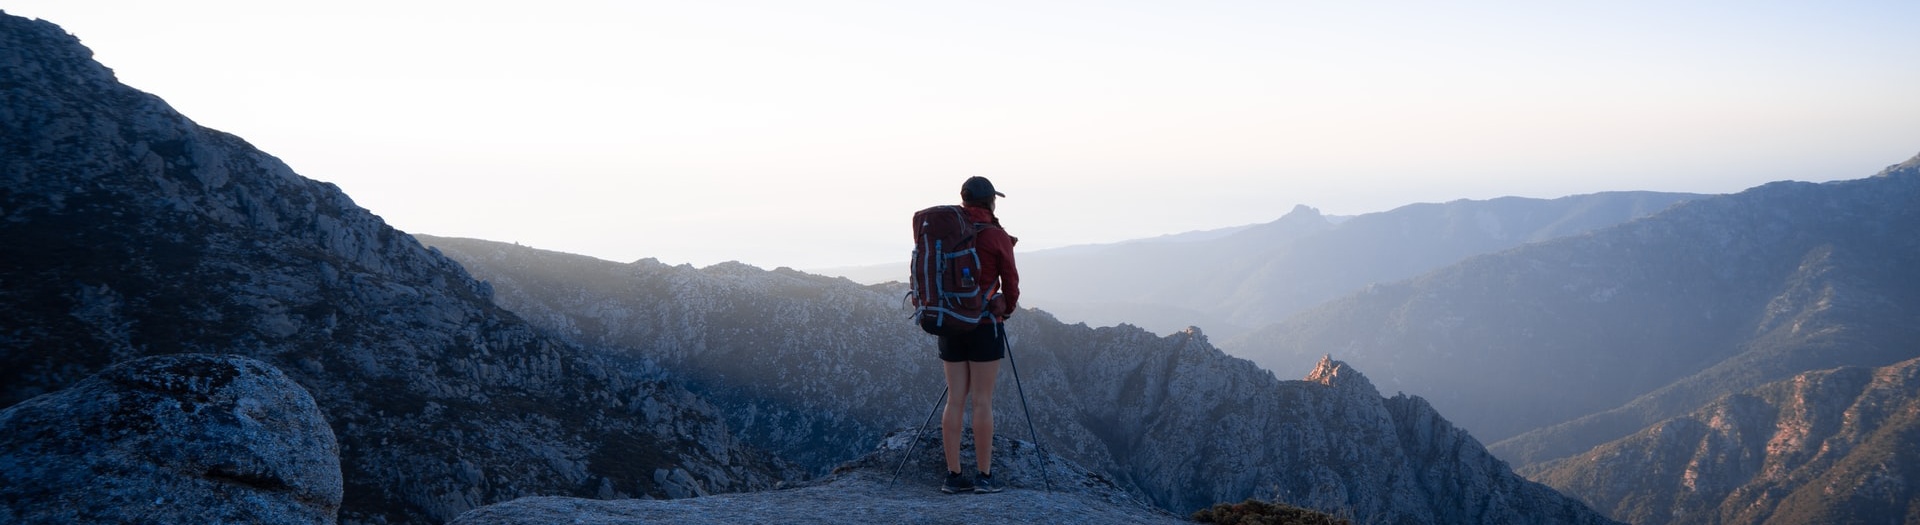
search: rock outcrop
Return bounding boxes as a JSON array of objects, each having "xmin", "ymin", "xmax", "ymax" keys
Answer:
[
  {"xmin": 0, "ymin": 354, "xmax": 341, "ymax": 525},
  {"xmin": 421, "ymin": 236, "xmax": 1621, "ymax": 524},
  {"xmin": 0, "ymin": 12, "xmax": 783, "ymax": 523}
]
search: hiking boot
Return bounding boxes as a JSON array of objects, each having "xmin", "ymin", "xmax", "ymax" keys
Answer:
[
  {"xmin": 941, "ymin": 471, "xmax": 974, "ymax": 494},
  {"xmin": 974, "ymin": 472, "xmax": 1004, "ymax": 494}
]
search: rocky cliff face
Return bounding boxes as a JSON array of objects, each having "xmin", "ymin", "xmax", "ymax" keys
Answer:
[
  {"xmin": 421, "ymin": 236, "xmax": 1619, "ymax": 524},
  {"xmin": 0, "ymin": 12, "xmax": 782, "ymax": 523},
  {"xmin": 1530, "ymin": 356, "xmax": 1920, "ymax": 525},
  {"xmin": 1, "ymin": 354, "xmax": 340, "ymax": 525}
]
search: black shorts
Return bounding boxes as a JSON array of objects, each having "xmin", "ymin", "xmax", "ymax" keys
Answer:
[{"xmin": 938, "ymin": 322, "xmax": 1005, "ymax": 363}]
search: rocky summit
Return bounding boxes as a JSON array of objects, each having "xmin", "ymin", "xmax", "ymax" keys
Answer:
[{"xmin": 0, "ymin": 354, "xmax": 341, "ymax": 525}]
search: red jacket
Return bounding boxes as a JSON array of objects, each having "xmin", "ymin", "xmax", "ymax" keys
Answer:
[{"xmin": 963, "ymin": 204, "xmax": 1019, "ymax": 318}]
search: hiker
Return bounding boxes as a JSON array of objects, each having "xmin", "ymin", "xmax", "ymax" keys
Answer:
[{"xmin": 938, "ymin": 176, "xmax": 1020, "ymax": 494}]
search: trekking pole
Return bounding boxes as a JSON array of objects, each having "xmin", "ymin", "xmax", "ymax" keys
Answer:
[
  {"xmin": 890, "ymin": 385, "xmax": 948, "ymax": 485},
  {"xmin": 999, "ymin": 322, "xmax": 1053, "ymax": 493}
]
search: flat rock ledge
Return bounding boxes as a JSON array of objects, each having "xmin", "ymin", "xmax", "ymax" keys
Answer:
[{"xmin": 453, "ymin": 430, "xmax": 1187, "ymax": 525}]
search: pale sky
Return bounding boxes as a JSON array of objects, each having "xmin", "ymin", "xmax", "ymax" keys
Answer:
[{"xmin": 10, "ymin": 1, "xmax": 1920, "ymax": 269}]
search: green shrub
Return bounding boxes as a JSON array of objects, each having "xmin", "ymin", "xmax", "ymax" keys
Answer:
[{"xmin": 1191, "ymin": 498, "xmax": 1351, "ymax": 525}]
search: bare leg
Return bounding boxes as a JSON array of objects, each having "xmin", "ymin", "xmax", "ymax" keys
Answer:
[
  {"xmin": 940, "ymin": 361, "xmax": 971, "ymax": 474},
  {"xmin": 969, "ymin": 360, "xmax": 1000, "ymax": 475}
]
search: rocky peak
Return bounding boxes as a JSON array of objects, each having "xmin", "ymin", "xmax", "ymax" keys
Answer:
[
  {"xmin": 1281, "ymin": 203, "xmax": 1326, "ymax": 222},
  {"xmin": 1307, "ymin": 354, "xmax": 1380, "ymax": 397}
]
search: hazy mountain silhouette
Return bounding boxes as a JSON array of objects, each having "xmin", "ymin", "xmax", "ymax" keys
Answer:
[
  {"xmin": 823, "ymin": 194, "xmax": 1700, "ymax": 340},
  {"xmin": 1231, "ymin": 154, "xmax": 1920, "ymax": 468},
  {"xmin": 1191, "ymin": 193, "xmax": 1703, "ymax": 332}
]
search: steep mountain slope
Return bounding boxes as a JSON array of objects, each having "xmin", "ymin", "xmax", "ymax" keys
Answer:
[
  {"xmin": 1530, "ymin": 357, "xmax": 1920, "ymax": 525},
  {"xmin": 422, "ymin": 235, "xmax": 1618, "ymax": 524},
  {"xmin": 1231, "ymin": 157, "xmax": 1920, "ymax": 459},
  {"xmin": 0, "ymin": 13, "xmax": 781, "ymax": 523}
]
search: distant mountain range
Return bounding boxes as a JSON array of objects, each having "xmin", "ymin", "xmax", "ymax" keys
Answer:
[
  {"xmin": 822, "ymin": 194, "xmax": 1701, "ymax": 340},
  {"xmin": 1231, "ymin": 158, "xmax": 1920, "ymax": 444},
  {"xmin": 1230, "ymin": 155, "xmax": 1920, "ymax": 523}
]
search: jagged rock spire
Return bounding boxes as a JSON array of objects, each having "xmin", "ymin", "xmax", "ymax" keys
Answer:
[{"xmin": 1307, "ymin": 354, "xmax": 1381, "ymax": 397}]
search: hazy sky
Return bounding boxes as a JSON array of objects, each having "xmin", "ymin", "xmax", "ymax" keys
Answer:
[{"xmin": 10, "ymin": 1, "xmax": 1920, "ymax": 269}]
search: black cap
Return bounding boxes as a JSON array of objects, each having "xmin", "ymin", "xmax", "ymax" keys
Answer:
[{"xmin": 961, "ymin": 176, "xmax": 1006, "ymax": 203}]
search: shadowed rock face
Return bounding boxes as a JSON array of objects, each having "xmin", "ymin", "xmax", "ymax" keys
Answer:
[{"xmin": 0, "ymin": 354, "xmax": 341, "ymax": 525}]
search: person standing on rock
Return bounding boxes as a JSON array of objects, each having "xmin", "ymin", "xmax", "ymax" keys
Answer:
[{"xmin": 938, "ymin": 176, "xmax": 1020, "ymax": 494}]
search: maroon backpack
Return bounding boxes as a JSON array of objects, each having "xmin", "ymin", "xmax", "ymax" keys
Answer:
[{"xmin": 910, "ymin": 205, "xmax": 992, "ymax": 336}]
